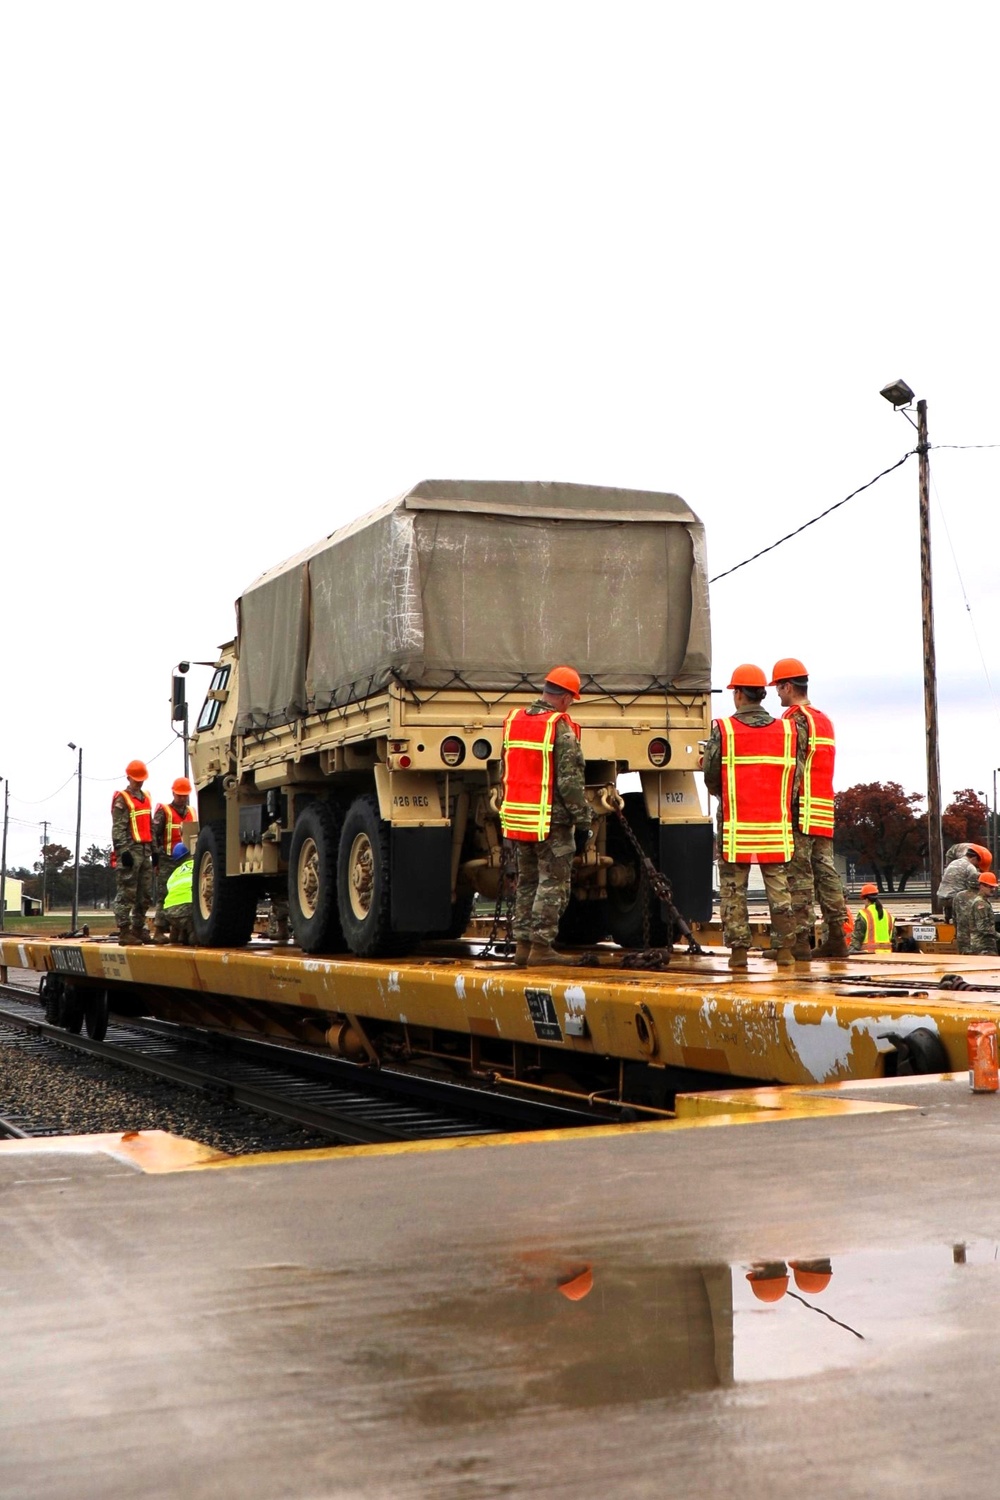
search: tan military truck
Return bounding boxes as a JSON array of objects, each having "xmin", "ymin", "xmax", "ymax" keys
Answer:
[{"xmin": 188, "ymin": 480, "xmax": 714, "ymax": 957}]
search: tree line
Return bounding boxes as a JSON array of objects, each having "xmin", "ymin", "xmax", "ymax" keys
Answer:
[
  {"xmin": 6, "ymin": 844, "xmax": 117, "ymax": 910},
  {"xmin": 834, "ymin": 785, "xmax": 989, "ymax": 893}
]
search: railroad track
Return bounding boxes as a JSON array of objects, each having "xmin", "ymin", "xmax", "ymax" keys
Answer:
[{"xmin": 0, "ymin": 983, "xmax": 597, "ymax": 1145}]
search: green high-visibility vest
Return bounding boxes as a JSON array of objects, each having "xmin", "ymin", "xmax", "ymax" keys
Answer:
[{"xmin": 164, "ymin": 858, "xmax": 194, "ymax": 909}]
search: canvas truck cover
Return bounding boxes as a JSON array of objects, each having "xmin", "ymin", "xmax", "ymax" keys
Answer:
[{"xmin": 235, "ymin": 480, "xmax": 711, "ymax": 733}]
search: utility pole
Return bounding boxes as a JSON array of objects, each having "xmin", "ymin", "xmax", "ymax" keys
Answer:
[
  {"xmin": 0, "ymin": 779, "xmax": 8, "ymax": 933},
  {"xmin": 69, "ymin": 743, "xmax": 82, "ymax": 933},
  {"xmin": 880, "ymin": 380, "xmax": 944, "ymax": 904},
  {"xmin": 40, "ymin": 820, "xmax": 49, "ymax": 914},
  {"xmin": 917, "ymin": 398, "xmax": 943, "ymax": 903}
]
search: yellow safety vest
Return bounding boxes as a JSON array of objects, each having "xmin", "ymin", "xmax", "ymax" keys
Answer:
[
  {"xmin": 164, "ymin": 859, "xmax": 194, "ymax": 909},
  {"xmin": 858, "ymin": 902, "xmax": 894, "ymax": 952}
]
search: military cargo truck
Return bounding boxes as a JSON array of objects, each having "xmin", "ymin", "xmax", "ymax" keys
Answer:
[{"xmin": 188, "ymin": 480, "xmax": 714, "ymax": 957}]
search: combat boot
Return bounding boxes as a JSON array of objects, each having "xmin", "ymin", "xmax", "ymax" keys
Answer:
[
  {"xmin": 117, "ymin": 927, "xmax": 133, "ymax": 946},
  {"xmin": 792, "ymin": 938, "xmax": 813, "ymax": 962},
  {"xmin": 131, "ymin": 926, "xmax": 153, "ymax": 945},
  {"xmin": 513, "ymin": 942, "xmax": 531, "ymax": 968},
  {"xmin": 728, "ymin": 947, "xmax": 749, "ymax": 970},
  {"xmin": 526, "ymin": 943, "xmax": 577, "ymax": 968},
  {"xmin": 774, "ymin": 945, "xmax": 795, "ymax": 967},
  {"xmin": 815, "ymin": 929, "xmax": 849, "ymax": 959}
]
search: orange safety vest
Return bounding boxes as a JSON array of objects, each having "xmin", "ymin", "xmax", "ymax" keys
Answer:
[
  {"xmin": 784, "ymin": 704, "xmax": 836, "ymax": 837},
  {"xmin": 500, "ymin": 707, "xmax": 581, "ymax": 842},
  {"xmin": 112, "ymin": 787, "xmax": 152, "ymax": 844},
  {"xmin": 843, "ymin": 906, "xmax": 855, "ymax": 939},
  {"xmin": 156, "ymin": 802, "xmax": 193, "ymax": 855},
  {"xmin": 717, "ymin": 716, "xmax": 795, "ymax": 864},
  {"xmin": 858, "ymin": 901, "xmax": 894, "ymax": 952}
]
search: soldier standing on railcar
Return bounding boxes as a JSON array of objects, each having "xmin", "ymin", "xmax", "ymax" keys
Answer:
[
  {"xmin": 770, "ymin": 656, "xmax": 849, "ymax": 960},
  {"xmin": 111, "ymin": 760, "xmax": 156, "ymax": 945},
  {"xmin": 702, "ymin": 664, "xmax": 796, "ymax": 970},
  {"xmin": 151, "ymin": 776, "xmax": 195, "ymax": 942},
  {"xmin": 500, "ymin": 666, "xmax": 593, "ymax": 969}
]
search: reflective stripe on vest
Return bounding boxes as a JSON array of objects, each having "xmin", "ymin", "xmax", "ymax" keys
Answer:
[
  {"xmin": 500, "ymin": 707, "xmax": 581, "ymax": 842},
  {"xmin": 717, "ymin": 716, "xmax": 795, "ymax": 864},
  {"xmin": 784, "ymin": 704, "xmax": 836, "ymax": 837},
  {"xmin": 157, "ymin": 802, "xmax": 193, "ymax": 855},
  {"xmin": 859, "ymin": 902, "xmax": 894, "ymax": 951},
  {"xmin": 113, "ymin": 788, "xmax": 152, "ymax": 843},
  {"xmin": 163, "ymin": 859, "xmax": 194, "ymax": 909}
]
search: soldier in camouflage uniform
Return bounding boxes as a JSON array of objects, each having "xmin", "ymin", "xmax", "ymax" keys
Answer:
[
  {"xmin": 111, "ymin": 760, "xmax": 157, "ymax": 944},
  {"xmin": 702, "ymin": 666, "xmax": 795, "ymax": 968},
  {"xmin": 501, "ymin": 667, "xmax": 593, "ymax": 968},
  {"xmin": 954, "ymin": 871, "xmax": 999, "ymax": 956},
  {"xmin": 771, "ymin": 658, "xmax": 848, "ymax": 959}
]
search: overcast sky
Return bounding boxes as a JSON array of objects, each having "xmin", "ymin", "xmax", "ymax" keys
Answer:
[{"xmin": 2, "ymin": 2, "xmax": 998, "ymax": 874}]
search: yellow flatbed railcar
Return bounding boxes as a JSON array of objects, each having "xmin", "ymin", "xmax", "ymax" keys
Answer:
[{"xmin": 4, "ymin": 936, "xmax": 1000, "ymax": 1111}]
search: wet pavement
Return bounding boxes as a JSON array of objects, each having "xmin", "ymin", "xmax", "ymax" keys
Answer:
[{"xmin": 5, "ymin": 1078, "xmax": 1000, "ymax": 1497}]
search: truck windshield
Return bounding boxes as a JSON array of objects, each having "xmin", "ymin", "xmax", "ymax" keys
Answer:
[{"xmin": 196, "ymin": 665, "xmax": 232, "ymax": 732}]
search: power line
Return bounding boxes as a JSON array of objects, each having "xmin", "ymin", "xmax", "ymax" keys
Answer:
[
  {"xmin": 83, "ymin": 738, "xmax": 179, "ymax": 783},
  {"xmin": 929, "ymin": 470, "xmax": 1000, "ymax": 734},
  {"xmin": 709, "ymin": 451, "xmax": 915, "ymax": 584}
]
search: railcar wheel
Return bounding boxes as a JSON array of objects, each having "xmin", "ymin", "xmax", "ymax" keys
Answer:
[
  {"xmin": 288, "ymin": 802, "xmax": 348, "ymax": 954},
  {"xmin": 63, "ymin": 987, "xmax": 85, "ymax": 1034},
  {"xmin": 337, "ymin": 794, "xmax": 414, "ymax": 958},
  {"xmin": 191, "ymin": 821, "xmax": 259, "ymax": 948},
  {"xmin": 84, "ymin": 988, "xmax": 109, "ymax": 1042},
  {"xmin": 605, "ymin": 793, "xmax": 670, "ymax": 949},
  {"xmin": 40, "ymin": 973, "xmax": 65, "ymax": 1027}
]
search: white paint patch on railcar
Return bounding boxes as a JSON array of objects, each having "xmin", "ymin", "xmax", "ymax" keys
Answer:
[{"xmin": 781, "ymin": 1004, "xmax": 941, "ymax": 1084}]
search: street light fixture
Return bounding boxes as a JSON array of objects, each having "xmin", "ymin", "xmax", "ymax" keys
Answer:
[
  {"xmin": 879, "ymin": 378, "xmax": 943, "ymax": 902},
  {"xmin": 172, "ymin": 662, "xmax": 191, "ymax": 780},
  {"xmin": 68, "ymin": 743, "xmax": 82, "ymax": 934}
]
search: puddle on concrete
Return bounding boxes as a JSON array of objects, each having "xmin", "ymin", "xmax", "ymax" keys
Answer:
[{"xmin": 373, "ymin": 1240, "xmax": 999, "ymax": 1425}]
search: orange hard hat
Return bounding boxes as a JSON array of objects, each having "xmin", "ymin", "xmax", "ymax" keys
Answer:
[
  {"xmin": 968, "ymin": 844, "xmax": 992, "ymax": 870},
  {"xmin": 172, "ymin": 777, "xmax": 193, "ymax": 795},
  {"xmin": 556, "ymin": 1266, "xmax": 594, "ymax": 1301},
  {"xmin": 126, "ymin": 759, "xmax": 148, "ymax": 781},
  {"xmin": 790, "ymin": 1259, "xmax": 833, "ymax": 1295},
  {"xmin": 746, "ymin": 1270, "xmax": 788, "ymax": 1302},
  {"xmin": 860, "ymin": 882, "xmax": 878, "ymax": 896},
  {"xmin": 980, "ymin": 871, "xmax": 998, "ymax": 888},
  {"xmin": 769, "ymin": 657, "xmax": 808, "ymax": 684},
  {"xmin": 545, "ymin": 665, "xmax": 581, "ymax": 699},
  {"xmin": 727, "ymin": 663, "xmax": 767, "ymax": 689}
]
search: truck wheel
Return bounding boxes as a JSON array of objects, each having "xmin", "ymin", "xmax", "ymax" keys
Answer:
[
  {"xmin": 192, "ymin": 821, "xmax": 258, "ymax": 948},
  {"xmin": 337, "ymin": 794, "xmax": 414, "ymax": 958},
  {"xmin": 288, "ymin": 802, "xmax": 348, "ymax": 954},
  {"xmin": 558, "ymin": 898, "xmax": 612, "ymax": 946},
  {"xmin": 606, "ymin": 793, "xmax": 670, "ymax": 949}
]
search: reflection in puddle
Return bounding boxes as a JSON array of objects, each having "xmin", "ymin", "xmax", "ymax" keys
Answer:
[{"xmin": 379, "ymin": 1240, "xmax": 998, "ymax": 1426}]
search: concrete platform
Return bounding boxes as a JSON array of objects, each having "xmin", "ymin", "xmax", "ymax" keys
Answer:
[{"xmin": 5, "ymin": 1076, "xmax": 1000, "ymax": 1498}]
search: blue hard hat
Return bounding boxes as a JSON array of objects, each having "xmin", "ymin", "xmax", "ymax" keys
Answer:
[{"xmin": 172, "ymin": 842, "xmax": 188, "ymax": 861}]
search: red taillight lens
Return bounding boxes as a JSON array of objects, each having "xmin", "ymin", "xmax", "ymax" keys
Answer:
[
  {"xmin": 647, "ymin": 738, "xmax": 670, "ymax": 767},
  {"xmin": 398, "ymin": 754, "xmax": 412, "ymax": 768},
  {"xmin": 440, "ymin": 736, "xmax": 466, "ymax": 767}
]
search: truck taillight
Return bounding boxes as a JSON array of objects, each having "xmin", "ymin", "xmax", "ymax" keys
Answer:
[
  {"xmin": 440, "ymin": 736, "xmax": 466, "ymax": 767},
  {"xmin": 647, "ymin": 738, "xmax": 671, "ymax": 767},
  {"xmin": 472, "ymin": 738, "xmax": 492, "ymax": 760},
  {"xmin": 397, "ymin": 754, "xmax": 412, "ymax": 768}
]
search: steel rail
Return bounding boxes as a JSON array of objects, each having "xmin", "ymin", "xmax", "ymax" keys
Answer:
[{"xmin": 0, "ymin": 990, "xmax": 597, "ymax": 1144}]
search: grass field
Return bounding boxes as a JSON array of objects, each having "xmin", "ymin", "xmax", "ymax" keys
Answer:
[{"xmin": 1, "ymin": 912, "xmax": 118, "ymax": 939}]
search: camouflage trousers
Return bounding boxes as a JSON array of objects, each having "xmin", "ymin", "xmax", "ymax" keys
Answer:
[
  {"xmin": 513, "ymin": 827, "xmax": 575, "ymax": 945},
  {"xmin": 788, "ymin": 830, "xmax": 847, "ymax": 943},
  {"xmin": 164, "ymin": 902, "xmax": 194, "ymax": 944},
  {"xmin": 114, "ymin": 844, "xmax": 154, "ymax": 933},
  {"xmin": 719, "ymin": 860, "xmax": 794, "ymax": 950}
]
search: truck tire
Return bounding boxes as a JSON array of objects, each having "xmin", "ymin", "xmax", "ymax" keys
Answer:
[
  {"xmin": 288, "ymin": 802, "xmax": 349, "ymax": 954},
  {"xmin": 192, "ymin": 821, "xmax": 259, "ymax": 948},
  {"xmin": 337, "ymin": 794, "xmax": 415, "ymax": 958},
  {"xmin": 605, "ymin": 793, "xmax": 670, "ymax": 949},
  {"xmin": 558, "ymin": 897, "xmax": 612, "ymax": 947}
]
